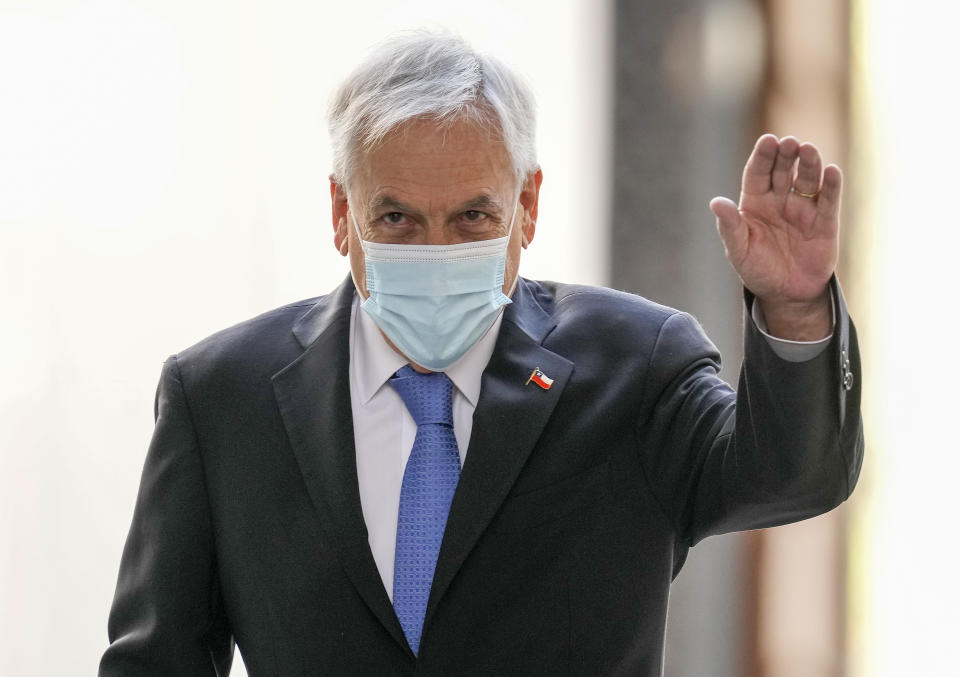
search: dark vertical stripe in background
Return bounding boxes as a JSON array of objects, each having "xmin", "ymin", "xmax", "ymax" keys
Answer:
[{"xmin": 610, "ymin": 1, "xmax": 766, "ymax": 674}]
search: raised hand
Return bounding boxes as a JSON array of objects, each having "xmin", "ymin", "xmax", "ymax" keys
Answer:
[{"xmin": 710, "ymin": 134, "xmax": 841, "ymax": 340}]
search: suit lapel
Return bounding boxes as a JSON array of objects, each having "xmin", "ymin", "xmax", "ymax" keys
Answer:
[
  {"xmin": 424, "ymin": 279, "xmax": 574, "ymax": 632},
  {"xmin": 271, "ymin": 277, "xmax": 410, "ymax": 654}
]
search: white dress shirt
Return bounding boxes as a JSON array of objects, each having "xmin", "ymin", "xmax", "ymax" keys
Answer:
[{"xmin": 348, "ymin": 290, "xmax": 833, "ymax": 600}]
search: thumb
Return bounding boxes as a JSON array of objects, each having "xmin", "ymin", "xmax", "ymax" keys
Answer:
[{"xmin": 710, "ymin": 196, "xmax": 747, "ymax": 265}]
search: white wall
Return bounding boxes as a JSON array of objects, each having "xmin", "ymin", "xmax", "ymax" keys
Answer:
[
  {"xmin": 0, "ymin": 1, "xmax": 611, "ymax": 674},
  {"xmin": 848, "ymin": 1, "xmax": 960, "ymax": 675}
]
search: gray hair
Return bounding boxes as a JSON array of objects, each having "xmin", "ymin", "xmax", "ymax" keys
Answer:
[{"xmin": 327, "ymin": 30, "xmax": 538, "ymax": 188}]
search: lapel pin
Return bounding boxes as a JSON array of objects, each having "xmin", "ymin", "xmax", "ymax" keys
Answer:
[{"xmin": 525, "ymin": 367, "xmax": 554, "ymax": 390}]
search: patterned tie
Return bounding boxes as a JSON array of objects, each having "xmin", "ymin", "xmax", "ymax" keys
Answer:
[{"xmin": 389, "ymin": 365, "xmax": 461, "ymax": 655}]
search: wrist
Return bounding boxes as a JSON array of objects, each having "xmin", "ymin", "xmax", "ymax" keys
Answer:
[{"xmin": 756, "ymin": 288, "xmax": 832, "ymax": 341}]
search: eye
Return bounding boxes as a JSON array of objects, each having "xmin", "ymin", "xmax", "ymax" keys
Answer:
[
  {"xmin": 462, "ymin": 210, "xmax": 486, "ymax": 222},
  {"xmin": 383, "ymin": 212, "xmax": 406, "ymax": 224}
]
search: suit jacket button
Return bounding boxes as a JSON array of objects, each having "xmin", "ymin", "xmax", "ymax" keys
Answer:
[{"xmin": 843, "ymin": 371, "xmax": 854, "ymax": 391}]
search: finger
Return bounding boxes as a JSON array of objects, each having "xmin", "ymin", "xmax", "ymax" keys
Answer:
[
  {"xmin": 814, "ymin": 163, "xmax": 843, "ymax": 227},
  {"xmin": 741, "ymin": 134, "xmax": 780, "ymax": 196},
  {"xmin": 771, "ymin": 136, "xmax": 799, "ymax": 195},
  {"xmin": 793, "ymin": 142, "xmax": 823, "ymax": 197},
  {"xmin": 710, "ymin": 196, "xmax": 748, "ymax": 265}
]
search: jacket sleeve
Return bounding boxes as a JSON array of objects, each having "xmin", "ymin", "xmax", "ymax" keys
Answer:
[
  {"xmin": 636, "ymin": 277, "xmax": 864, "ymax": 546},
  {"xmin": 99, "ymin": 356, "xmax": 234, "ymax": 676}
]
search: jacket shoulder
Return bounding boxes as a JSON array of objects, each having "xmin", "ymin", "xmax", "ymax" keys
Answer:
[
  {"xmin": 173, "ymin": 296, "xmax": 323, "ymax": 381},
  {"xmin": 529, "ymin": 280, "xmax": 719, "ymax": 374},
  {"xmin": 538, "ymin": 280, "xmax": 685, "ymax": 337}
]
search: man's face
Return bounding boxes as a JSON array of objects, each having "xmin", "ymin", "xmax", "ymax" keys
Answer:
[{"xmin": 330, "ymin": 117, "xmax": 542, "ymax": 302}]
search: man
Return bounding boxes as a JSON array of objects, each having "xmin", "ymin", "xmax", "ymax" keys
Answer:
[{"xmin": 100, "ymin": 31, "xmax": 862, "ymax": 676}]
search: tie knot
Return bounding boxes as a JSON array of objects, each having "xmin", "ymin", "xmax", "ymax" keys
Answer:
[{"xmin": 389, "ymin": 365, "xmax": 454, "ymax": 427}]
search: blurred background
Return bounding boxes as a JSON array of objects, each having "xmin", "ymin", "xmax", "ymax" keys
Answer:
[{"xmin": 0, "ymin": 0, "xmax": 956, "ymax": 674}]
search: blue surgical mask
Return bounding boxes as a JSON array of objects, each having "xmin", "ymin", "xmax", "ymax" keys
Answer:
[{"xmin": 352, "ymin": 204, "xmax": 517, "ymax": 371}]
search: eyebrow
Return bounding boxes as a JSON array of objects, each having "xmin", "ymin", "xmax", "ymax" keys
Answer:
[{"xmin": 365, "ymin": 194, "xmax": 505, "ymax": 219}]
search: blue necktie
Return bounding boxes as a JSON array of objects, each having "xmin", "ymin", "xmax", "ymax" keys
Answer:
[{"xmin": 389, "ymin": 365, "xmax": 461, "ymax": 655}]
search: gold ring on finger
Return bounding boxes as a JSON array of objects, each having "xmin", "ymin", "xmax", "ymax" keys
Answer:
[{"xmin": 791, "ymin": 187, "xmax": 819, "ymax": 199}]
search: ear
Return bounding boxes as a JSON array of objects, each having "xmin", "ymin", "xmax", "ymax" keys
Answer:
[
  {"xmin": 330, "ymin": 175, "xmax": 350, "ymax": 257},
  {"xmin": 519, "ymin": 167, "xmax": 543, "ymax": 248}
]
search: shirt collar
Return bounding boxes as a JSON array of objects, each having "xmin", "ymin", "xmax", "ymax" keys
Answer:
[{"xmin": 350, "ymin": 293, "xmax": 503, "ymax": 407}]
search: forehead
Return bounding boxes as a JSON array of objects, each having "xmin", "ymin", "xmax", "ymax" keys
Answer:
[{"xmin": 352, "ymin": 117, "xmax": 515, "ymax": 208}]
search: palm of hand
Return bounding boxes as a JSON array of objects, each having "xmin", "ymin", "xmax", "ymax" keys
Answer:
[{"xmin": 711, "ymin": 135, "xmax": 842, "ymax": 305}]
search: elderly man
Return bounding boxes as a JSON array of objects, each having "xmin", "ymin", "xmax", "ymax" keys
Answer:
[{"xmin": 100, "ymin": 31, "xmax": 863, "ymax": 676}]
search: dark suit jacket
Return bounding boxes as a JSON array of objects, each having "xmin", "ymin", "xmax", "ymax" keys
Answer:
[{"xmin": 100, "ymin": 275, "xmax": 863, "ymax": 676}]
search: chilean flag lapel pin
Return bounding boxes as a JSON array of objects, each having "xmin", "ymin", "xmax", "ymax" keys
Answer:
[{"xmin": 525, "ymin": 366, "xmax": 554, "ymax": 390}]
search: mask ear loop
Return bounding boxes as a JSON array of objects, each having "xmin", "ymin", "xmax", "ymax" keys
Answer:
[{"xmin": 347, "ymin": 205, "xmax": 372, "ymax": 301}]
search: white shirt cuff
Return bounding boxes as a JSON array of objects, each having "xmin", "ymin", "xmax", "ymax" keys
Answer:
[{"xmin": 750, "ymin": 294, "xmax": 835, "ymax": 363}]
